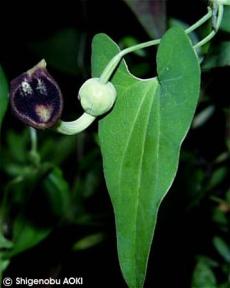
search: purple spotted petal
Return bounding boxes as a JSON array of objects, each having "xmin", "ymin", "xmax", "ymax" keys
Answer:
[{"xmin": 10, "ymin": 59, "xmax": 63, "ymax": 129}]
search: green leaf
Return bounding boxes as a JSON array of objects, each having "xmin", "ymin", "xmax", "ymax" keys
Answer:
[
  {"xmin": 213, "ymin": 236, "xmax": 230, "ymax": 263},
  {"xmin": 192, "ymin": 258, "xmax": 217, "ymax": 288},
  {"xmin": 0, "ymin": 65, "xmax": 9, "ymax": 131},
  {"xmin": 72, "ymin": 233, "xmax": 105, "ymax": 251},
  {"xmin": 219, "ymin": 283, "xmax": 230, "ymax": 288},
  {"xmin": 40, "ymin": 135, "xmax": 78, "ymax": 165},
  {"xmin": 28, "ymin": 29, "xmax": 83, "ymax": 75},
  {"xmin": 192, "ymin": 106, "xmax": 215, "ymax": 128},
  {"xmin": 10, "ymin": 218, "xmax": 50, "ymax": 257},
  {"xmin": 6, "ymin": 129, "xmax": 29, "ymax": 164},
  {"xmin": 220, "ymin": 7, "xmax": 230, "ymax": 33},
  {"xmin": 92, "ymin": 27, "xmax": 200, "ymax": 287},
  {"xmin": 207, "ymin": 167, "xmax": 228, "ymax": 190},
  {"xmin": 203, "ymin": 42, "xmax": 230, "ymax": 69},
  {"xmin": 0, "ymin": 234, "xmax": 13, "ymax": 250},
  {"xmin": 212, "ymin": 207, "xmax": 228, "ymax": 227},
  {"xmin": 42, "ymin": 167, "xmax": 71, "ymax": 217},
  {"xmin": 0, "ymin": 258, "xmax": 10, "ymax": 277}
]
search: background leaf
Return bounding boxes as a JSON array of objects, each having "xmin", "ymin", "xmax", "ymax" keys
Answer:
[
  {"xmin": 72, "ymin": 233, "xmax": 105, "ymax": 251},
  {"xmin": 0, "ymin": 65, "xmax": 9, "ymax": 131},
  {"xmin": 0, "ymin": 258, "xmax": 10, "ymax": 279},
  {"xmin": 28, "ymin": 29, "xmax": 83, "ymax": 76},
  {"xmin": 0, "ymin": 233, "xmax": 13, "ymax": 249},
  {"xmin": 213, "ymin": 236, "xmax": 230, "ymax": 263},
  {"xmin": 192, "ymin": 106, "xmax": 215, "ymax": 128},
  {"xmin": 203, "ymin": 42, "xmax": 230, "ymax": 69},
  {"xmin": 92, "ymin": 27, "xmax": 200, "ymax": 287},
  {"xmin": 42, "ymin": 167, "xmax": 71, "ymax": 218},
  {"xmin": 10, "ymin": 219, "xmax": 51, "ymax": 257},
  {"xmin": 220, "ymin": 7, "xmax": 230, "ymax": 33},
  {"xmin": 122, "ymin": 0, "xmax": 166, "ymax": 38},
  {"xmin": 192, "ymin": 258, "xmax": 217, "ymax": 288}
]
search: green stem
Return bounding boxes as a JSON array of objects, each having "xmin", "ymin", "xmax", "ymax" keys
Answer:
[
  {"xmin": 99, "ymin": 39, "xmax": 160, "ymax": 83},
  {"xmin": 29, "ymin": 127, "xmax": 40, "ymax": 165},
  {"xmin": 185, "ymin": 7, "xmax": 213, "ymax": 33},
  {"xmin": 194, "ymin": 3, "xmax": 224, "ymax": 49},
  {"xmin": 100, "ymin": 7, "xmax": 213, "ymax": 83},
  {"xmin": 57, "ymin": 113, "xmax": 96, "ymax": 135},
  {"xmin": 30, "ymin": 127, "xmax": 37, "ymax": 154},
  {"xmin": 215, "ymin": 4, "xmax": 224, "ymax": 30},
  {"xmin": 193, "ymin": 30, "xmax": 216, "ymax": 49}
]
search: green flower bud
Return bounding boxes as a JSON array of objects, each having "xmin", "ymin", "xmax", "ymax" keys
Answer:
[{"xmin": 78, "ymin": 78, "xmax": 117, "ymax": 117}]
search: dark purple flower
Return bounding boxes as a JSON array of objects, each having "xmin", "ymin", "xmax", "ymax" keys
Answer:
[{"xmin": 10, "ymin": 59, "xmax": 63, "ymax": 129}]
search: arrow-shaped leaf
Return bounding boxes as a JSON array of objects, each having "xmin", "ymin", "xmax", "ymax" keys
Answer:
[{"xmin": 92, "ymin": 27, "xmax": 200, "ymax": 288}]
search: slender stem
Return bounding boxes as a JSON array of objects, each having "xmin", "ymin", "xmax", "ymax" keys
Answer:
[
  {"xmin": 120, "ymin": 39, "xmax": 161, "ymax": 56},
  {"xmin": 99, "ymin": 53, "xmax": 123, "ymax": 84},
  {"xmin": 30, "ymin": 127, "xmax": 37, "ymax": 154},
  {"xmin": 57, "ymin": 113, "xmax": 96, "ymax": 135},
  {"xmin": 193, "ymin": 30, "xmax": 216, "ymax": 49},
  {"xmin": 215, "ymin": 4, "xmax": 224, "ymax": 30},
  {"xmin": 29, "ymin": 127, "xmax": 40, "ymax": 165},
  {"xmin": 100, "ymin": 7, "xmax": 213, "ymax": 83},
  {"xmin": 100, "ymin": 39, "xmax": 161, "ymax": 83},
  {"xmin": 185, "ymin": 7, "xmax": 213, "ymax": 33},
  {"xmin": 194, "ymin": 3, "xmax": 224, "ymax": 49}
]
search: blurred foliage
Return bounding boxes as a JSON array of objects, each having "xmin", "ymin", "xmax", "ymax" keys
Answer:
[
  {"xmin": 220, "ymin": 7, "xmax": 230, "ymax": 33},
  {"xmin": 0, "ymin": 65, "xmax": 8, "ymax": 131},
  {"xmin": 0, "ymin": 0, "xmax": 229, "ymax": 287},
  {"xmin": 192, "ymin": 257, "xmax": 217, "ymax": 288},
  {"xmin": 122, "ymin": 0, "xmax": 167, "ymax": 38},
  {"xmin": 27, "ymin": 29, "xmax": 84, "ymax": 76},
  {"xmin": 203, "ymin": 42, "xmax": 230, "ymax": 69}
]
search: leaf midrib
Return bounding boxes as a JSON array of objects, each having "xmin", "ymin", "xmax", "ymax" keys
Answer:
[
  {"xmin": 134, "ymin": 83, "xmax": 160, "ymax": 287},
  {"xmin": 117, "ymin": 81, "xmax": 158, "ymax": 287},
  {"xmin": 117, "ymin": 83, "xmax": 153, "ymax": 201}
]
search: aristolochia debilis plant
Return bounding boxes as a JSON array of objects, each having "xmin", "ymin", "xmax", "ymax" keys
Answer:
[{"xmin": 1, "ymin": 0, "xmax": 229, "ymax": 287}]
